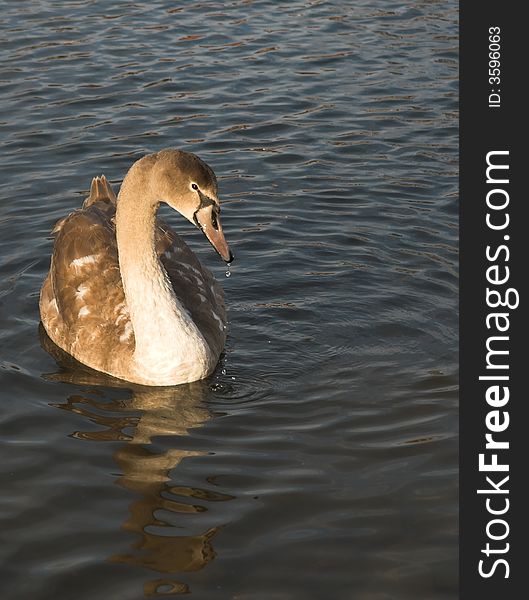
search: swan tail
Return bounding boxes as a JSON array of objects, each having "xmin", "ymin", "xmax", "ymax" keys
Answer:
[{"xmin": 84, "ymin": 175, "xmax": 118, "ymax": 208}]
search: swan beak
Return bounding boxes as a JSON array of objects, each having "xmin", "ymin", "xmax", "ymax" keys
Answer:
[{"xmin": 195, "ymin": 206, "xmax": 234, "ymax": 263}]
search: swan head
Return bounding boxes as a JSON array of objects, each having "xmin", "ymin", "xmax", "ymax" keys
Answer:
[{"xmin": 153, "ymin": 149, "xmax": 234, "ymax": 263}]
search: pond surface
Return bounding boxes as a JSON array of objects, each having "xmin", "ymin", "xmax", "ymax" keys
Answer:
[{"xmin": 0, "ymin": 1, "xmax": 458, "ymax": 598}]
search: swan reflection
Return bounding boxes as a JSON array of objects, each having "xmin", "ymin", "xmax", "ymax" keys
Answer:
[{"xmin": 42, "ymin": 327, "xmax": 232, "ymax": 596}]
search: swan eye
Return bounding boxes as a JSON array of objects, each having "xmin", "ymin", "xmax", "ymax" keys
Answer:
[{"xmin": 191, "ymin": 183, "xmax": 199, "ymax": 191}]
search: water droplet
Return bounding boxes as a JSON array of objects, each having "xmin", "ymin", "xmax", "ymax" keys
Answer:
[
  {"xmin": 221, "ymin": 369, "xmax": 226, "ymax": 375},
  {"xmin": 225, "ymin": 263, "xmax": 231, "ymax": 278}
]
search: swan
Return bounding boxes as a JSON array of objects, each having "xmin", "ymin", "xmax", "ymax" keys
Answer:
[{"xmin": 40, "ymin": 149, "xmax": 234, "ymax": 386}]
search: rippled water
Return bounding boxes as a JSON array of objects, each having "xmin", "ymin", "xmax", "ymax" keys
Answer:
[{"xmin": 0, "ymin": 1, "xmax": 458, "ymax": 598}]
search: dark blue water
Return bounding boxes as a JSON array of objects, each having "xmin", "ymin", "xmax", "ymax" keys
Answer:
[{"xmin": 0, "ymin": 1, "xmax": 458, "ymax": 598}]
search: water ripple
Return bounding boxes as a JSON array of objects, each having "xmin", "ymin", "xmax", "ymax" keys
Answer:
[{"xmin": 1, "ymin": 0, "xmax": 457, "ymax": 598}]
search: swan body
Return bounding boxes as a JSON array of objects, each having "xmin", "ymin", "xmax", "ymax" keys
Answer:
[{"xmin": 40, "ymin": 149, "xmax": 233, "ymax": 386}]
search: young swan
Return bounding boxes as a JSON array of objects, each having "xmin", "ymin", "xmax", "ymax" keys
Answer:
[{"xmin": 40, "ymin": 149, "xmax": 234, "ymax": 386}]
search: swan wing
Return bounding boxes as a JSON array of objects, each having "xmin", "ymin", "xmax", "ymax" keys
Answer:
[
  {"xmin": 156, "ymin": 219, "xmax": 227, "ymax": 359},
  {"xmin": 40, "ymin": 200, "xmax": 133, "ymax": 375}
]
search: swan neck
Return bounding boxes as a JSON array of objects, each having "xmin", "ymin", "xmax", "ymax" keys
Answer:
[{"xmin": 115, "ymin": 169, "xmax": 210, "ymax": 381}]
